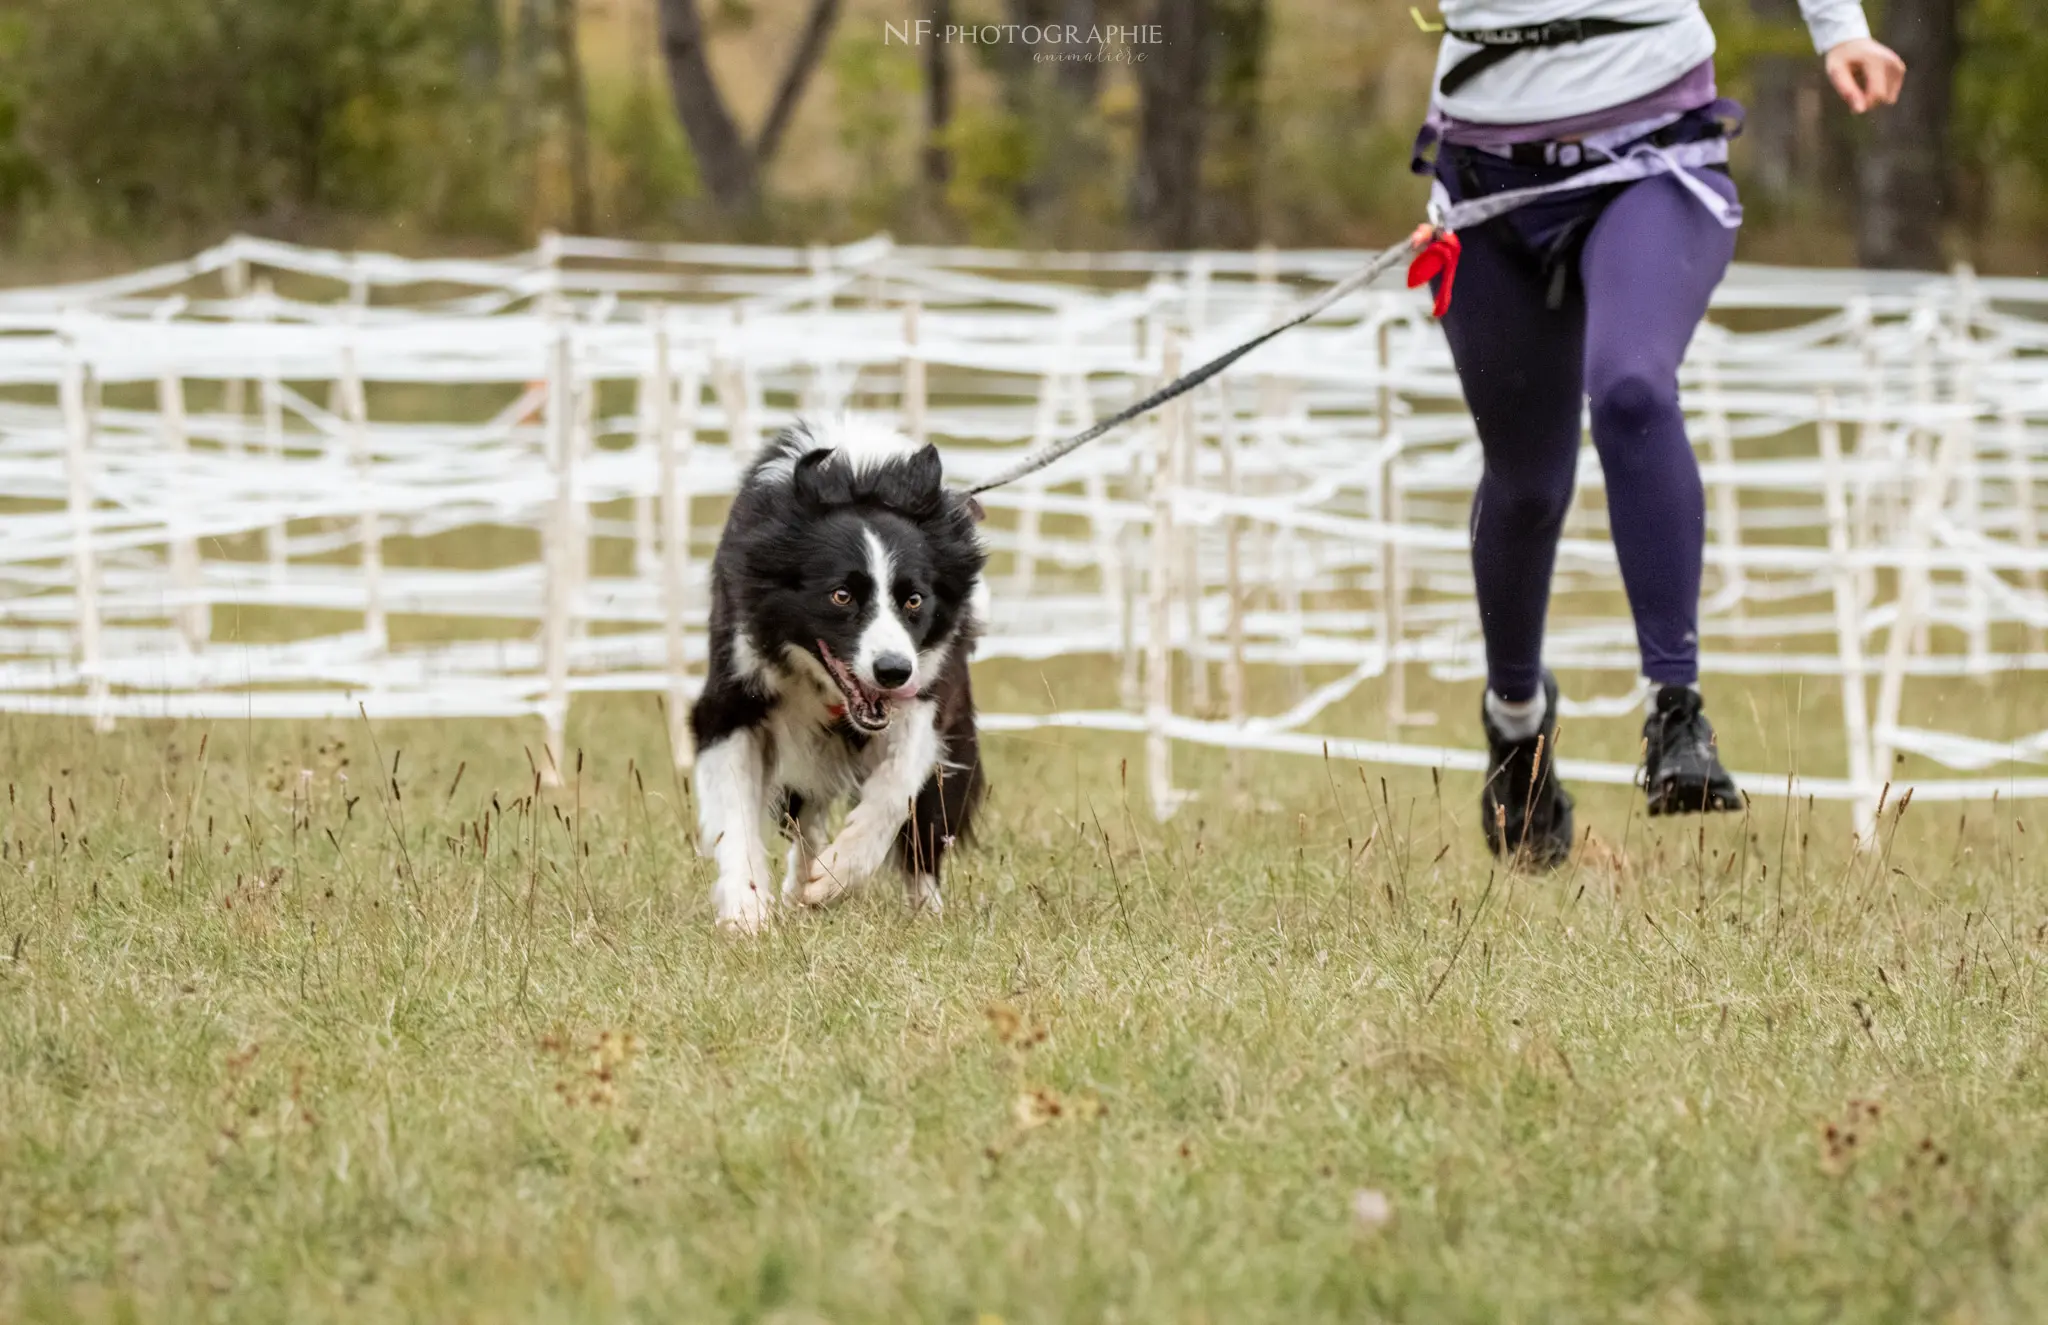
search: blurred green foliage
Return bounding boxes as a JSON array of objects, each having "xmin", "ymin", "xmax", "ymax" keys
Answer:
[
  {"xmin": 2, "ymin": 0, "xmax": 484, "ymax": 239},
  {"xmin": 941, "ymin": 106, "xmax": 1040, "ymax": 247},
  {"xmin": 0, "ymin": 0, "xmax": 2042, "ymax": 264},
  {"xmin": 591, "ymin": 75, "xmax": 702, "ymax": 235},
  {"xmin": 0, "ymin": 0, "xmax": 696, "ymax": 254},
  {"xmin": 829, "ymin": 31, "xmax": 918, "ymax": 236},
  {"xmin": 0, "ymin": 17, "xmax": 45, "ymax": 224},
  {"xmin": 1957, "ymin": 0, "xmax": 2048, "ymax": 197}
]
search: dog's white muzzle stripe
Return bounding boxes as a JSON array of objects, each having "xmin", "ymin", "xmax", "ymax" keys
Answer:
[{"xmin": 857, "ymin": 526, "xmax": 919, "ymax": 693}]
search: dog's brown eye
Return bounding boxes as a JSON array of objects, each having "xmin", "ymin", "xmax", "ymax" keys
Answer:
[
  {"xmin": 904, "ymin": 594, "xmax": 923, "ymax": 613},
  {"xmin": 830, "ymin": 587, "xmax": 852, "ymax": 607}
]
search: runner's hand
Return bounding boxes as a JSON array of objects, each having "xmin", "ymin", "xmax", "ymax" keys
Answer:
[{"xmin": 1825, "ymin": 38, "xmax": 1905, "ymax": 114}]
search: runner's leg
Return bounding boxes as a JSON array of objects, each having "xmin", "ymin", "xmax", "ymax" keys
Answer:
[
  {"xmin": 1579, "ymin": 170, "xmax": 1740, "ymax": 687},
  {"xmin": 1438, "ymin": 221, "xmax": 1588, "ymax": 704}
]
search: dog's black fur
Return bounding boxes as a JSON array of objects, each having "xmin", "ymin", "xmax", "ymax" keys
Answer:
[{"xmin": 690, "ymin": 419, "xmax": 986, "ymax": 928}]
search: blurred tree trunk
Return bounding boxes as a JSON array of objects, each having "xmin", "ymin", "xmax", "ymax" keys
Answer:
[
  {"xmin": 993, "ymin": 0, "xmax": 1055, "ymax": 216},
  {"xmin": 1134, "ymin": 0, "xmax": 1212, "ymax": 248},
  {"xmin": 516, "ymin": 0, "xmax": 549, "ymax": 102},
  {"xmin": 466, "ymin": 0, "xmax": 503, "ymax": 86},
  {"xmin": 554, "ymin": 0, "xmax": 595, "ymax": 232},
  {"xmin": 655, "ymin": 0, "xmax": 842, "ymax": 215},
  {"xmin": 512, "ymin": 0, "xmax": 549, "ymax": 217},
  {"xmin": 754, "ymin": 0, "xmax": 842, "ymax": 168},
  {"xmin": 1748, "ymin": 0, "xmax": 1805, "ymax": 204},
  {"xmin": 655, "ymin": 0, "xmax": 758, "ymax": 211},
  {"xmin": 988, "ymin": 0, "xmax": 1106, "ymax": 225},
  {"xmin": 1857, "ymin": 0, "xmax": 1960, "ymax": 268},
  {"xmin": 993, "ymin": 0, "xmax": 1052, "ymax": 102},
  {"xmin": 1054, "ymin": 0, "xmax": 1103, "ymax": 103},
  {"xmin": 1205, "ymin": 0, "xmax": 1267, "ymax": 246},
  {"xmin": 923, "ymin": 0, "xmax": 954, "ymax": 188}
]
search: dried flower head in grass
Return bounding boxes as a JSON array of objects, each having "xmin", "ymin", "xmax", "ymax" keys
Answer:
[
  {"xmin": 1575, "ymin": 829, "xmax": 1633, "ymax": 883},
  {"xmin": 1010, "ymin": 1087, "xmax": 1105, "ymax": 1132},
  {"xmin": 544, "ymin": 1027, "xmax": 642, "ymax": 1109},
  {"xmin": 985, "ymin": 1001, "xmax": 1049, "ymax": 1050},
  {"xmin": 1013, "ymin": 1088, "xmax": 1063, "ymax": 1129},
  {"xmin": 1817, "ymin": 1095, "xmax": 1890, "ymax": 1176}
]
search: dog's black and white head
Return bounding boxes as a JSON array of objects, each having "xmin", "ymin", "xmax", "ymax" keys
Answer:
[{"xmin": 719, "ymin": 418, "xmax": 986, "ymax": 733}]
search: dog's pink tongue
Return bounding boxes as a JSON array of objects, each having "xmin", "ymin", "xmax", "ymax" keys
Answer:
[{"xmin": 881, "ymin": 682, "xmax": 920, "ymax": 701}]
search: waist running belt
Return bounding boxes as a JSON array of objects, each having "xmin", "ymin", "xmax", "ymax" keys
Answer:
[{"xmin": 1439, "ymin": 17, "xmax": 1673, "ymax": 97}]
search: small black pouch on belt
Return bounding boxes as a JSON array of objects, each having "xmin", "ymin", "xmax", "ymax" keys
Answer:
[{"xmin": 1439, "ymin": 18, "xmax": 1672, "ymax": 97}]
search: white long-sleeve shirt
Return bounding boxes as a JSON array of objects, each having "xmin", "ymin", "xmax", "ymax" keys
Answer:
[{"xmin": 1432, "ymin": 0, "xmax": 1872, "ymax": 124}]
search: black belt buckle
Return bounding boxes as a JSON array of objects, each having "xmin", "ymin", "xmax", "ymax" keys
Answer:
[
  {"xmin": 1537, "ymin": 18, "xmax": 1587, "ymax": 44},
  {"xmin": 1649, "ymin": 115, "xmax": 1725, "ymax": 150}
]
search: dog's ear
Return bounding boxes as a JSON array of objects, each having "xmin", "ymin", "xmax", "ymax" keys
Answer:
[
  {"xmin": 872, "ymin": 443, "xmax": 944, "ymax": 517},
  {"xmin": 792, "ymin": 448, "xmax": 852, "ymax": 509}
]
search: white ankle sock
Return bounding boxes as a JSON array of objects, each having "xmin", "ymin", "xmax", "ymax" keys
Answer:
[{"xmin": 1485, "ymin": 689, "xmax": 1546, "ymax": 742}]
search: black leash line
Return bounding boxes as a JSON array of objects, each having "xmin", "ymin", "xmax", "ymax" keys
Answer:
[{"xmin": 964, "ymin": 233, "xmax": 1421, "ymax": 496}]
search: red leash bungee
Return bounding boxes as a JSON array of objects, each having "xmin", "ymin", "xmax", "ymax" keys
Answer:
[{"xmin": 1404, "ymin": 223, "xmax": 1462, "ymax": 318}]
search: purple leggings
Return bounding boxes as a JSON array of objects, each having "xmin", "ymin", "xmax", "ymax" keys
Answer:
[{"xmin": 1435, "ymin": 151, "xmax": 1738, "ymax": 703}]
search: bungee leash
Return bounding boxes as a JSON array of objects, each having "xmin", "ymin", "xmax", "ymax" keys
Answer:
[{"xmin": 965, "ymin": 226, "xmax": 1460, "ymax": 497}]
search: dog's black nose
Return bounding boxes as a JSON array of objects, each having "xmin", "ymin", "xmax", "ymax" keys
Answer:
[{"xmin": 873, "ymin": 654, "xmax": 913, "ymax": 689}]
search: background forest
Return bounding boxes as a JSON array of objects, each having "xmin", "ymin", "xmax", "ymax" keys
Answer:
[{"xmin": 0, "ymin": 0, "xmax": 2040, "ymax": 274}]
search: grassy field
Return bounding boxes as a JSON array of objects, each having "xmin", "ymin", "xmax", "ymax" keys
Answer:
[{"xmin": 2, "ymin": 654, "xmax": 2047, "ymax": 1323}]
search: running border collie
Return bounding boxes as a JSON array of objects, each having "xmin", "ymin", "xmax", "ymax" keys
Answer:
[{"xmin": 690, "ymin": 418, "xmax": 987, "ymax": 931}]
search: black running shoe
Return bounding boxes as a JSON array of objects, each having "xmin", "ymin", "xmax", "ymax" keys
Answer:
[
  {"xmin": 1480, "ymin": 671, "xmax": 1575, "ymax": 869},
  {"xmin": 1641, "ymin": 685, "xmax": 1744, "ymax": 815}
]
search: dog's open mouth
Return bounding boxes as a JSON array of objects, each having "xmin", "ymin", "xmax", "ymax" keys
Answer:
[{"xmin": 817, "ymin": 641, "xmax": 893, "ymax": 733}]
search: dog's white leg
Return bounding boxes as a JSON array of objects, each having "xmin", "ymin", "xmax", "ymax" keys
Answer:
[
  {"xmin": 780, "ymin": 796, "xmax": 831, "ymax": 904},
  {"xmin": 800, "ymin": 704, "xmax": 938, "ymax": 907},
  {"xmin": 904, "ymin": 872, "xmax": 943, "ymax": 916},
  {"xmin": 695, "ymin": 732, "xmax": 772, "ymax": 932}
]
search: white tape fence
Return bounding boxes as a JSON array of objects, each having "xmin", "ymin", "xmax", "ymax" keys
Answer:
[{"xmin": 2, "ymin": 233, "xmax": 2045, "ymax": 829}]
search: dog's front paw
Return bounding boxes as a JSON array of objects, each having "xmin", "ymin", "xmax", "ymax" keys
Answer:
[
  {"xmin": 905, "ymin": 873, "xmax": 943, "ymax": 916},
  {"xmin": 713, "ymin": 878, "xmax": 773, "ymax": 934},
  {"xmin": 798, "ymin": 833, "xmax": 883, "ymax": 908}
]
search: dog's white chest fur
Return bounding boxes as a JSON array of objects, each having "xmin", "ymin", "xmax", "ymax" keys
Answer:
[
  {"xmin": 742, "ymin": 642, "xmax": 889, "ymax": 800},
  {"xmin": 767, "ymin": 701, "xmax": 887, "ymax": 803}
]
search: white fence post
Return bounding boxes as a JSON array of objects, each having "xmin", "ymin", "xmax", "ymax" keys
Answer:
[
  {"xmin": 1180, "ymin": 381, "xmax": 1211, "ymax": 717},
  {"xmin": 541, "ymin": 325, "xmax": 577, "ymax": 787},
  {"xmin": 61, "ymin": 340, "xmax": 112, "ymax": 732},
  {"xmin": 157, "ymin": 357, "xmax": 208, "ymax": 655},
  {"xmin": 2003, "ymin": 402, "xmax": 2043, "ymax": 655},
  {"xmin": 1817, "ymin": 391, "xmax": 1877, "ymax": 835},
  {"xmin": 255, "ymin": 277, "xmax": 289, "ymax": 585},
  {"xmin": 1145, "ymin": 334, "xmax": 1182, "ymax": 820},
  {"xmin": 655, "ymin": 316, "xmax": 699, "ymax": 771},
  {"xmin": 1377, "ymin": 304, "xmax": 1408, "ymax": 728},
  {"xmin": 338, "ymin": 342, "xmax": 385, "ymax": 651},
  {"xmin": 1218, "ymin": 378, "xmax": 1249, "ymax": 796},
  {"xmin": 1869, "ymin": 352, "xmax": 1973, "ymax": 815},
  {"xmin": 1700, "ymin": 325, "xmax": 1747, "ymax": 619},
  {"xmin": 902, "ymin": 297, "xmax": 927, "ymax": 448},
  {"xmin": 633, "ymin": 351, "xmax": 660, "ymax": 580}
]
